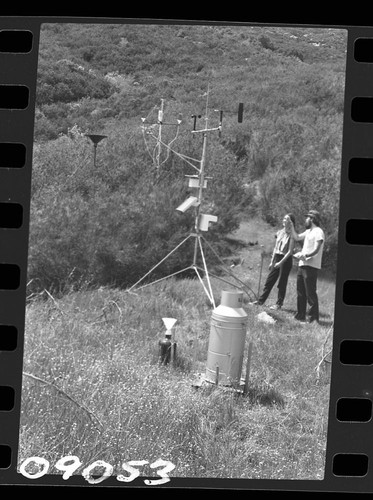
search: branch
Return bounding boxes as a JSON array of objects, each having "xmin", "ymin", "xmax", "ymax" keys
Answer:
[
  {"xmin": 44, "ymin": 289, "xmax": 65, "ymax": 315},
  {"xmin": 315, "ymin": 324, "xmax": 334, "ymax": 382},
  {"xmin": 22, "ymin": 371, "xmax": 104, "ymax": 431}
]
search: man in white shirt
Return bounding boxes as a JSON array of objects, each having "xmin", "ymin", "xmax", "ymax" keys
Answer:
[{"xmin": 290, "ymin": 210, "xmax": 325, "ymax": 323}]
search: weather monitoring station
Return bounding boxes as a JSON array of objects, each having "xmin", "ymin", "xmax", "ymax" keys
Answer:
[{"xmin": 128, "ymin": 88, "xmax": 253, "ymax": 309}]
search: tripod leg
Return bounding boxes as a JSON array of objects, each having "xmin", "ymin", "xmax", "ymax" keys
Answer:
[
  {"xmin": 128, "ymin": 234, "xmax": 192, "ymax": 291},
  {"xmin": 200, "ymin": 235, "xmax": 257, "ymax": 299},
  {"xmin": 197, "ymin": 235, "xmax": 216, "ymax": 308},
  {"xmin": 129, "ymin": 266, "xmax": 194, "ymax": 292},
  {"xmin": 193, "ymin": 267, "xmax": 215, "ymax": 308},
  {"xmin": 194, "ymin": 265, "xmax": 250, "ymax": 295}
]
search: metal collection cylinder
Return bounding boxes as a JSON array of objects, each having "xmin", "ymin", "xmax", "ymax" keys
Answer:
[{"xmin": 205, "ymin": 290, "xmax": 248, "ymax": 386}]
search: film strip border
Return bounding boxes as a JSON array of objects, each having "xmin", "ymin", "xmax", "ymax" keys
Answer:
[
  {"xmin": 0, "ymin": 18, "xmax": 372, "ymax": 492},
  {"xmin": 324, "ymin": 27, "xmax": 373, "ymax": 490},
  {"xmin": 0, "ymin": 18, "xmax": 39, "ymax": 484}
]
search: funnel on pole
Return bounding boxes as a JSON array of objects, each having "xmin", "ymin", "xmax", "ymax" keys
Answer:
[
  {"xmin": 86, "ymin": 134, "xmax": 107, "ymax": 167},
  {"xmin": 159, "ymin": 318, "xmax": 178, "ymax": 366}
]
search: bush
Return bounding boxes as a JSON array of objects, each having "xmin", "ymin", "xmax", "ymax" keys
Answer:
[
  {"xmin": 254, "ymin": 154, "xmax": 341, "ymax": 274},
  {"xmin": 28, "ymin": 128, "xmax": 245, "ymax": 296},
  {"xmin": 36, "ymin": 60, "xmax": 114, "ymax": 106}
]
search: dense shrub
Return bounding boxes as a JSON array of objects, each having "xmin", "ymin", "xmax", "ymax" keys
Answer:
[
  {"xmin": 28, "ymin": 128, "xmax": 244, "ymax": 295},
  {"xmin": 36, "ymin": 60, "xmax": 114, "ymax": 106}
]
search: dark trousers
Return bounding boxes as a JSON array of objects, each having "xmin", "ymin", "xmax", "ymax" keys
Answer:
[
  {"xmin": 258, "ymin": 253, "xmax": 293, "ymax": 306},
  {"xmin": 295, "ymin": 265, "xmax": 319, "ymax": 321}
]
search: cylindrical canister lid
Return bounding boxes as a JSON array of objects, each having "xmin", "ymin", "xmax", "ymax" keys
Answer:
[
  {"xmin": 212, "ymin": 290, "xmax": 247, "ymax": 320},
  {"xmin": 220, "ymin": 290, "xmax": 244, "ymax": 309}
]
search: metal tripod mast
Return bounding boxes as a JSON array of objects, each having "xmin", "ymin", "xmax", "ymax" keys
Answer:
[
  {"xmin": 193, "ymin": 88, "xmax": 210, "ymax": 266},
  {"xmin": 129, "ymin": 89, "xmax": 255, "ymax": 306}
]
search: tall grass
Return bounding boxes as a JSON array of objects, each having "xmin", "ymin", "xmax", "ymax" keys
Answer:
[{"xmin": 18, "ymin": 259, "xmax": 333, "ymax": 480}]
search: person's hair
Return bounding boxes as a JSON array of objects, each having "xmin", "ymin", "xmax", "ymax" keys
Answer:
[
  {"xmin": 286, "ymin": 213, "xmax": 296, "ymax": 226},
  {"xmin": 309, "ymin": 214, "xmax": 320, "ymax": 226},
  {"xmin": 283, "ymin": 213, "xmax": 296, "ymax": 233}
]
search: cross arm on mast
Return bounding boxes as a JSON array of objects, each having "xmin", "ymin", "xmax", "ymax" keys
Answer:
[{"xmin": 191, "ymin": 126, "xmax": 221, "ymax": 134}]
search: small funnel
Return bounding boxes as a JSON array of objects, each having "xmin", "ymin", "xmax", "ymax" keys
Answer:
[
  {"xmin": 85, "ymin": 133, "xmax": 107, "ymax": 145},
  {"xmin": 162, "ymin": 318, "xmax": 177, "ymax": 331},
  {"xmin": 85, "ymin": 134, "xmax": 107, "ymax": 169}
]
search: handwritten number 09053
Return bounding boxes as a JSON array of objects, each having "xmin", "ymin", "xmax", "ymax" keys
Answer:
[{"xmin": 19, "ymin": 455, "xmax": 175, "ymax": 485}]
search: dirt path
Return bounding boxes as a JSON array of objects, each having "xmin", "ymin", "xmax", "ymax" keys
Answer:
[
  {"xmin": 226, "ymin": 216, "xmax": 335, "ymax": 330},
  {"xmin": 230, "ymin": 216, "xmax": 277, "ymax": 254},
  {"xmin": 219, "ymin": 216, "xmax": 279, "ymax": 299}
]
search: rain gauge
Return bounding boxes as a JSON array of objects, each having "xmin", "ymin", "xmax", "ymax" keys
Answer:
[{"xmin": 158, "ymin": 317, "xmax": 178, "ymax": 366}]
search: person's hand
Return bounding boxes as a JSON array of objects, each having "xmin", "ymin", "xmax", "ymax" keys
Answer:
[
  {"xmin": 269, "ymin": 262, "xmax": 274, "ymax": 270},
  {"xmin": 274, "ymin": 262, "xmax": 281, "ymax": 269}
]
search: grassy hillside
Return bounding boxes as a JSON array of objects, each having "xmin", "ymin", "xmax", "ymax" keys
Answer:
[
  {"xmin": 19, "ymin": 217, "xmax": 334, "ymax": 481},
  {"xmin": 35, "ymin": 23, "xmax": 347, "ymax": 139}
]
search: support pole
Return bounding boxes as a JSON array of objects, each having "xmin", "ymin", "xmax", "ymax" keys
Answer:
[
  {"xmin": 243, "ymin": 341, "xmax": 253, "ymax": 396},
  {"xmin": 192, "ymin": 129, "xmax": 208, "ymax": 264},
  {"xmin": 197, "ymin": 235, "xmax": 216, "ymax": 308},
  {"xmin": 93, "ymin": 143, "xmax": 97, "ymax": 168},
  {"xmin": 156, "ymin": 98, "xmax": 165, "ymax": 169},
  {"xmin": 257, "ymin": 247, "xmax": 265, "ymax": 299}
]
